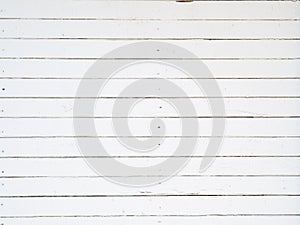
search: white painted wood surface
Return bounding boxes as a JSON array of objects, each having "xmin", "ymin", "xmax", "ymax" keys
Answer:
[{"xmin": 0, "ymin": 0, "xmax": 300, "ymax": 225}]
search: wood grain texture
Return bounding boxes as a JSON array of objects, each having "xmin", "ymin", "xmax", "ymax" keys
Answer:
[
  {"xmin": 1, "ymin": 157, "xmax": 300, "ymax": 176},
  {"xmin": 1, "ymin": 1, "xmax": 300, "ymax": 20},
  {"xmin": 1, "ymin": 40, "xmax": 300, "ymax": 58},
  {"xmin": 1, "ymin": 79, "xmax": 300, "ymax": 97},
  {"xmin": 1, "ymin": 59, "xmax": 299, "ymax": 78},
  {"xmin": 0, "ymin": 98, "xmax": 300, "ymax": 117},
  {"xmin": 1, "ymin": 138, "xmax": 300, "ymax": 157},
  {"xmin": 1, "ymin": 196, "xmax": 300, "ymax": 215},
  {"xmin": 0, "ymin": 0, "xmax": 299, "ymax": 224},
  {"xmin": 2, "ymin": 217, "xmax": 300, "ymax": 225},
  {"xmin": 1, "ymin": 20, "xmax": 299, "ymax": 39}
]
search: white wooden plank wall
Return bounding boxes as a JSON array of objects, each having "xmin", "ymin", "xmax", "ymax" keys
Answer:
[{"xmin": 0, "ymin": 0, "xmax": 300, "ymax": 224}]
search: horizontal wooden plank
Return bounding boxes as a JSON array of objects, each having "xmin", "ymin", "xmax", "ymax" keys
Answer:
[
  {"xmin": 1, "ymin": 59, "xmax": 299, "ymax": 78},
  {"xmin": 1, "ymin": 79, "xmax": 300, "ymax": 97},
  {"xmin": 2, "ymin": 177, "xmax": 300, "ymax": 196},
  {"xmin": 1, "ymin": 157, "xmax": 299, "ymax": 176},
  {"xmin": 1, "ymin": 98, "xmax": 299, "ymax": 117},
  {"xmin": 1, "ymin": 118, "xmax": 300, "ymax": 137},
  {"xmin": 2, "ymin": 216, "xmax": 300, "ymax": 225},
  {"xmin": 1, "ymin": 20, "xmax": 299, "ymax": 39},
  {"xmin": 1, "ymin": 138, "xmax": 299, "ymax": 157},
  {"xmin": 1, "ymin": 40, "xmax": 300, "ymax": 58},
  {"xmin": 1, "ymin": 1, "xmax": 299, "ymax": 20},
  {"xmin": 1, "ymin": 196, "xmax": 299, "ymax": 216}
]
